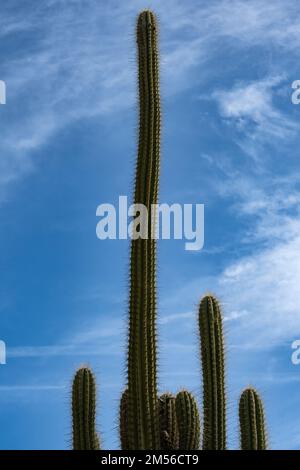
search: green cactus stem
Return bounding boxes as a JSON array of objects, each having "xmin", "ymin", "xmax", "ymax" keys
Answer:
[
  {"xmin": 126, "ymin": 9, "xmax": 161, "ymax": 450},
  {"xmin": 72, "ymin": 367, "xmax": 100, "ymax": 450},
  {"xmin": 199, "ymin": 294, "xmax": 226, "ymax": 450},
  {"xmin": 159, "ymin": 393, "xmax": 179, "ymax": 450},
  {"xmin": 175, "ymin": 390, "xmax": 200, "ymax": 450},
  {"xmin": 120, "ymin": 389, "xmax": 129, "ymax": 450},
  {"xmin": 239, "ymin": 388, "xmax": 267, "ymax": 450}
]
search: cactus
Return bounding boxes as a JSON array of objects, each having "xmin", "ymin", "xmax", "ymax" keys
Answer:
[
  {"xmin": 126, "ymin": 9, "xmax": 161, "ymax": 450},
  {"xmin": 158, "ymin": 393, "xmax": 179, "ymax": 450},
  {"xmin": 175, "ymin": 391, "xmax": 200, "ymax": 450},
  {"xmin": 72, "ymin": 367, "xmax": 100, "ymax": 450},
  {"xmin": 199, "ymin": 294, "xmax": 226, "ymax": 450},
  {"xmin": 198, "ymin": 295, "xmax": 269, "ymax": 450},
  {"xmin": 239, "ymin": 388, "xmax": 267, "ymax": 450},
  {"xmin": 69, "ymin": 9, "xmax": 272, "ymax": 453}
]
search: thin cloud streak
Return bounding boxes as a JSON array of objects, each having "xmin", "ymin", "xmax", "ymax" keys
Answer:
[{"xmin": 0, "ymin": 385, "xmax": 66, "ymax": 391}]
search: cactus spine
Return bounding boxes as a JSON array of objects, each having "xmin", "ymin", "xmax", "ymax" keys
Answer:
[
  {"xmin": 159, "ymin": 394, "xmax": 179, "ymax": 450},
  {"xmin": 199, "ymin": 295, "xmax": 226, "ymax": 450},
  {"xmin": 72, "ymin": 367, "xmax": 100, "ymax": 450},
  {"xmin": 126, "ymin": 10, "xmax": 161, "ymax": 450},
  {"xmin": 239, "ymin": 388, "xmax": 267, "ymax": 450},
  {"xmin": 175, "ymin": 391, "xmax": 200, "ymax": 450}
]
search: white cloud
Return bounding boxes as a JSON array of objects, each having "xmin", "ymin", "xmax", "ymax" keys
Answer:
[
  {"xmin": 1, "ymin": 0, "xmax": 300, "ymax": 201},
  {"xmin": 214, "ymin": 77, "xmax": 281, "ymax": 122},
  {"xmin": 219, "ymin": 233, "xmax": 300, "ymax": 348},
  {"xmin": 212, "ymin": 76, "xmax": 297, "ymax": 160},
  {"xmin": 195, "ymin": 153, "xmax": 300, "ymax": 349},
  {"xmin": 202, "ymin": 0, "xmax": 300, "ymax": 48},
  {"xmin": 157, "ymin": 157, "xmax": 300, "ymax": 351}
]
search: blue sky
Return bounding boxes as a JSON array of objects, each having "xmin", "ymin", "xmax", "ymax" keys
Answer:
[{"xmin": 0, "ymin": 0, "xmax": 300, "ymax": 449}]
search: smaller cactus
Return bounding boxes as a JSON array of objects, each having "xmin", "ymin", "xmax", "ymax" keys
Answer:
[
  {"xmin": 158, "ymin": 393, "xmax": 179, "ymax": 450},
  {"xmin": 175, "ymin": 390, "xmax": 200, "ymax": 450},
  {"xmin": 199, "ymin": 294, "xmax": 226, "ymax": 450},
  {"xmin": 239, "ymin": 388, "xmax": 267, "ymax": 450},
  {"xmin": 72, "ymin": 367, "xmax": 100, "ymax": 450}
]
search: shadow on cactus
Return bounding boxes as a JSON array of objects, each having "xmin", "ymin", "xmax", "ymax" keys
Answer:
[{"xmin": 71, "ymin": 10, "xmax": 269, "ymax": 451}]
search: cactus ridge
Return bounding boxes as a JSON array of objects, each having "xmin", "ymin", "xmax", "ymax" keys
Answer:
[
  {"xmin": 199, "ymin": 294, "xmax": 226, "ymax": 450},
  {"xmin": 72, "ymin": 367, "xmax": 100, "ymax": 450},
  {"xmin": 119, "ymin": 389, "xmax": 130, "ymax": 450},
  {"xmin": 175, "ymin": 390, "xmax": 200, "ymax": 450},
  {"xmin": 239, "ymin": 388, "xmax": 267, "ymax": 450},
  {"xmin": 126, "ymin": 10, "xmax": 161, "ymax": 450},
  {"xmin": 158, "ymin": 393, "xmax": 179, "ymax": 450}
]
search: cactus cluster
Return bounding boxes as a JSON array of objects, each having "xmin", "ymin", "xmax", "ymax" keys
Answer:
[{"xmin": 71, "ymin": 10, "xmax": 268, "ymax": 450}]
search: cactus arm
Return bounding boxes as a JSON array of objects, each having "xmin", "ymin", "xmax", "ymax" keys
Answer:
[
  {"xmin": 239, "ymin": 388, "xmax": 267, "ymax": 450},
  {"xmin": 127, "ymin": 9, "xmax": 161, "ymax": 450},
  {"xmin": 175, "ymin": 390, "xmax": 200, "ymax": 450},
  {"xmin": 159, "ymin": 393, "xmax": 179, "ymax": 450},
  {"xmin": 72, "ymin": 367, "xmax": 100, "ymax": 450},
  {"xmin": 199, "ymin": 295, "xmax": 226, "ymax": 450}
]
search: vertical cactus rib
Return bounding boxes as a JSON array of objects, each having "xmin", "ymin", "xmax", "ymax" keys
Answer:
[
  {"xmin": 126, "ymin": 9, "xmax": 161, "ymax": 450},
  {"xmin": 159, "ymin": 393, "xmax": 179, "ymax": 450},
  {"xmin": 72, "ymin": 367, "xmax": 100, "ymax": 450},
  {"xmin": 239, "ymin": 388, "xmax": 267, "ymax": 450},
  {"xmin": 175, "ymin": 391, "xmax": 200, "ymax": 450},
  {"xmin": 199, "ymin": 295, "xmax": 226, "ymax": 450},
  {"xmin": 120, "ymin": 389, "xmax": 129, "ymax": 450}
]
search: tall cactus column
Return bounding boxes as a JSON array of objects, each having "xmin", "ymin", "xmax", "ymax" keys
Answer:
[{"xmin": 126, "ymin": 10, "xmax": 161, "ymax": 450}]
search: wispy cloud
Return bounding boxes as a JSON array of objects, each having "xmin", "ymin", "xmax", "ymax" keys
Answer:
[
  {"xmin": 212, "ymin": 76, "xmax": 297, "ymax": 160},
  {"xmin": 7, "ymin": 316, "xmax": 123, "ymax": 359},
  {"xmin": 194, "ymin": 160, "xmax": 300, "ymax": 349},
  {"xmin": 159, "ymin": 138, "xmax": 300, "ymax": 352},
  {"xmin": 7, "ymin": 344, "xmax": 120, "ymax": 359},
  {"xmin": 200, "ymin": 0, "xmax": 300, "ymax": 49},
  {"xmin": 0, "ymin": 385, "xmax": 65, "ymax": 391},
  {"xmin": 165, "ymin": 181, "xmax": 300, "ymax": 350},
  {"xmin": 219, "ymin": 234, "xmax": 300, "ymax": 348},
  {"xmin": 159, "ymin": 311, "xmax": 193, "ymax": 325},
  {"xmin": 2, "ymin": 0, "xmax": 300, "ymax": 201}
]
